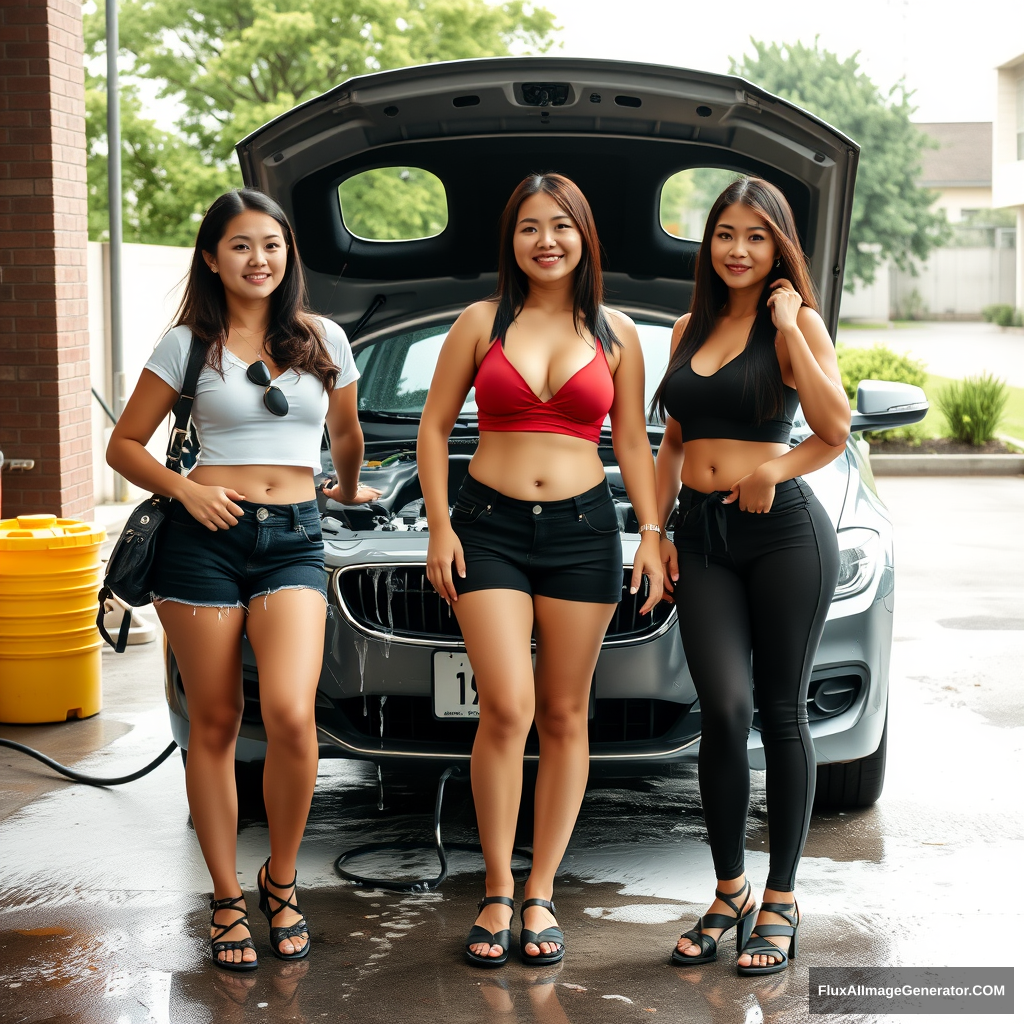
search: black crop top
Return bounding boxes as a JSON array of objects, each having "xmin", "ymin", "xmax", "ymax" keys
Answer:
[{"xmin": 662, "ymin": 347, "xmax": 798, "ymax": 444}]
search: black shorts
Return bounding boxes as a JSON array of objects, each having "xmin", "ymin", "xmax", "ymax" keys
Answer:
[
  {"xmin": 151, "ymin": 498, "xmax": 328, "ymax": 609},
  {"xmin": 450, "ymin": 473, "xmax": 623, "ymax": 605}
]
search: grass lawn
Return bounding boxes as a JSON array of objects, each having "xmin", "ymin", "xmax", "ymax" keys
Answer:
[
  {"xmin": 919, "ymin": 373, "xmax": 1024, "ymax": 442},
  {"xmin": 838, "ymin": 320, "xmax": 919, "ymax": 331}
]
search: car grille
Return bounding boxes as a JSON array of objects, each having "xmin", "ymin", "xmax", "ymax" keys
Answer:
[{"xmin": 337, "ymin": 564, "xmax": 673, "ymax": 643}]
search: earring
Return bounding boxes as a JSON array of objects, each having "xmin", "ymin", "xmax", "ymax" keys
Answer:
[{"xmin": 774, "ymin": 259, "xmax": 782, "ymax": 269}]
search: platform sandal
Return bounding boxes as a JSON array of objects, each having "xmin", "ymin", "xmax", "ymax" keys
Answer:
[
  {"xmin": 209, "ymin": 894, "xmax": 259, "ymax": 972},
  {"xmin": 736, "ymin": 901, "xmax": 799, "ymax": 977},
  {"xmin": 520, "ymin": 898, "xmax": 565, "ymax": 966},
  {"xmin": 465, "ymin": 895, "xmax": 515, "ymax": 968},
  {"xmin": 257, "ymin": 858, "xmax": 311, "ymax": 961},
  {"xmin": 671, "ymin": 879, "xmax": 755, "ymax": 967}
]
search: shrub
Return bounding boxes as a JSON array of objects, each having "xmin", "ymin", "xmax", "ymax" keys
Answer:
[
  {"xmin": 1013, "ymin": 309, "xmax": 1023, "ymax": 328},
  {"xmin": 835, "ymin": 343, "xmax": 928, "ymax": 402},
  {"xmin": 936, "ymin": 374, "xmax": 1009, "ymax": 445},
  {"xmin": 893, "ymin": 288, "xmax": 926, "ymax": 321},
  {"xmin": 981, "ymin": 303, "xmax": 1012, "ymax": 324}
]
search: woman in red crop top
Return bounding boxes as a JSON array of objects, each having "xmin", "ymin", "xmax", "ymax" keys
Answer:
[
  {"xmin": 418, "ymin": 173, "xmax": 663, "ymax": 968},
  {"xmin": 652, "ymin": 178, "xmax": 850, "ymax": 976}
]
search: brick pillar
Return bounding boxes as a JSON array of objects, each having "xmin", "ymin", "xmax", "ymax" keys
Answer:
[{"xmin": 0, "ymin": 0, "xmax": 92, "ymax": 520}]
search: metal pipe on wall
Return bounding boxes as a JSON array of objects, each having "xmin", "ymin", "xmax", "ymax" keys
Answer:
[{"xmin": 105, "ymin": 0, "xmax": 128, "ymax": 502}]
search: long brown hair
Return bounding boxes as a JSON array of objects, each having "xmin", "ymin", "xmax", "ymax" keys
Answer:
[
  {"xmin": 651, "ymin": 176, "xmax": 817, "ymax": 422},
  {"xmin": 173, "ymin": 189, "xmax": 338, "ymax": 390},
  {"xmin": 490, "ymin": 173, "xmax": 620, "ymax": 352}
]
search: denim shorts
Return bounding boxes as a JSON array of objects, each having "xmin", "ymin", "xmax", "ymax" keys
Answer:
[
  {"xmin": 450, "ymin": 473, "xmax": 623, "ymax": 604},
  {"xmin": 151, "ymin": 498, "xmax": 327, "ymax": 609}
]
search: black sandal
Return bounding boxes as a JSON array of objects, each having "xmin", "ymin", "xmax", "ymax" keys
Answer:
[
  {"xmin": 209, "ymin": 894, "xmax": 258, "ymax": 972},
  {"xmin": 671, "ymin": 880, "xmax": 755, "ymax": 967},
  {"xmin": 736, "ymin": 901, "xmax": 799, "ymax": 976},
  {"xmin": 520, "ymin": 898, "xmax": 564, "ymax": 966},
  {"xmin": 257, "ymin": 858, "xmax": 311, "ymax": 961},
  {"xmin": 465, "ymin": 895, "xmax": 515, "ymax": 968}
]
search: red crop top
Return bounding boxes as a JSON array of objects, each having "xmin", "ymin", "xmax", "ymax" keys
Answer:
[{"xmin": 474, "ymin": 341, "xmax": 614, "ymax": 443}]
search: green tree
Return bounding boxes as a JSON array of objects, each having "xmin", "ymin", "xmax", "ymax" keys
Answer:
[
  {"xmin": 85, "ymin": 73, "xmax": 236, "ymax": 245},
  {"xmin": 731, "ymin": 40, "xmax": 949, "ymax": 289},
  {"xmin": 85, "ymin": 0, "xmax": 557, "ymax": 242}
]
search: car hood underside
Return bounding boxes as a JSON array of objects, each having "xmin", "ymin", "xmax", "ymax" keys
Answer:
[{"xmin": 236, "ymin": 57, "xmax": 857, "ymax": 337}]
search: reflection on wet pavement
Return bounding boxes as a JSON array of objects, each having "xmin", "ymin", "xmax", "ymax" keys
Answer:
[{"xmin": 1, "ymin": 477, "xmax": 1021, "ymax": 1022}]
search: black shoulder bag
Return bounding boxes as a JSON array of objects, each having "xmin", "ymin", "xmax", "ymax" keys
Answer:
[{"xmin": 97, "ymin": 338, "xmax": 206, "ymax": 652}]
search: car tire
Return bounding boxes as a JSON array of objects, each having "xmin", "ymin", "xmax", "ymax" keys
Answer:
[
  {"xmin": 813, "ymin": 706, "xmax": 887, "ymax": 810},
  {"xmin": 179, "ymin": 749, "xmax": 266, "ymax": 811}
]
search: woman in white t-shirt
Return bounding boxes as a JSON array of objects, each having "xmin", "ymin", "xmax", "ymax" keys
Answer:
[{"xmin": 107, "ymin": 189, "xmax": 379, "ymax": 971}]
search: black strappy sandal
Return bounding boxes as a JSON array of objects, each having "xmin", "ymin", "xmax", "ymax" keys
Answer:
[
  {"xmin": 465, "ymin": 895, "xmax": 515, "ymax": 968},
  {"xmin": 520, "ymin": 898, "xmax": 565, "ymax": 966},
  {"xmin": 737, "ymin": 901, "xmax": 799, "ymax": 976},
  {"xmin": 671, "ymin": 879, "xmax": 756, "ymax": 967},
  {"xmin": 209, "ymin": 894, "xmax": 259, "ymax": 972},
  {"xmin": 257, "ymin": 858, "xmax": 311, "ymax": 961}
]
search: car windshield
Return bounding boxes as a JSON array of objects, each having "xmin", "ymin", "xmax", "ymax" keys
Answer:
[{"xmin": 354, "ymin": 322, "xmax": 673, "ymax": 423}]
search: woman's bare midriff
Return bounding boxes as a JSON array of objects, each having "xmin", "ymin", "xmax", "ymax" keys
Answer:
[
  {"xmin": 470, "ymin": 432, "xmax": 607, "ymax": 501},
  {"xmin": 187, "ymin": 464, "xmax": 316, "ymax": 504},
  {"xmin": 680, "ymin": 438, "xmax": 789, "ymax": 494}
]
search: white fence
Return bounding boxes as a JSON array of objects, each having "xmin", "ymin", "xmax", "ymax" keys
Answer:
[
  {"xmin": 840, "ymin": 246, "xmax": 1017, "ymax": 322},
  {"xmin": 89, "ymin": 241, "xmax": 192, "ymax": 504}
]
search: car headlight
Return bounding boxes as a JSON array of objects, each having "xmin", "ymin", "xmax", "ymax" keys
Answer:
[{"xmin": 835, "ymin": 528, "xmax": 882, "ymax": 599}]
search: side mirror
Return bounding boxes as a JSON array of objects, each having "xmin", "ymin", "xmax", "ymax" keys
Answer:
[{"xmin": 849, "ymin": 380, "xmax": 929, "ymax": 433}]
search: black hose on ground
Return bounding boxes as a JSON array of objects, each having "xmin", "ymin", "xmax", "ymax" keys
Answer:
[
  {"xmin": 2, "ymin": 740, "xmax": 529, "ymax": 893},
  {"xmin": 0, "ymin": 738, "xmax": 178, "ymax": 786},
  {"xmin": 334, "ymin": 765, "xmax": 533, "ymax": 893}
]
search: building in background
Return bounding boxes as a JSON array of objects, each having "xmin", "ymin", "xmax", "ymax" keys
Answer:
[
  {"xmin": 917, "ymin": 122, "xmax": 994, "ymax": 223},
  {"xmin": 841, "ymin": 118, "xmax": 1017, "ymax": 322},
  {"xmin": 993, "ymin": 50, "xmax": 1024, "ymax": 314}
]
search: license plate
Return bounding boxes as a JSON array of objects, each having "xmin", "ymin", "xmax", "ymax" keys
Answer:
[{"xmin": 432, "ymin": 651, "xmax": 480, "ymax": 720}]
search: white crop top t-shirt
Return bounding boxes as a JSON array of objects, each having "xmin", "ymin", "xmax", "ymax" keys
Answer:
[{"xmin": 144, "ymin": 315, "xmax": 359, "ymax": 473}]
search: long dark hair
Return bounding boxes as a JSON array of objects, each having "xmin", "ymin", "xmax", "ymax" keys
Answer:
[
  {"xmin": 651, "ymin": 176, "xmax": 817, "ymax": 422},
  {"xmin": 173, "ymin": 189, "xmax": 338, "ymax": 389},
  {"xmin": 490, "ymin": 173, "xmax": 620, "ymax": 352}
]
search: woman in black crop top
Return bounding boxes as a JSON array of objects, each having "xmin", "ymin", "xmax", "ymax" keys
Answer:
[{"xmin": 651, "ymin": 177, "xmax": 849, "ymax": 976}]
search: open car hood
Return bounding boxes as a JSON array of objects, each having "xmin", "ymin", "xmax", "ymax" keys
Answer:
[{"xmin": 236, "ymin": 57, "xmax": 858, "ymax": 337}]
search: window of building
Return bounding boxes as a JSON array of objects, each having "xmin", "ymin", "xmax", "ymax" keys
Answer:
[{"xmin": 338, "ymin": 167, "xmax": 448, "ymax": 241}]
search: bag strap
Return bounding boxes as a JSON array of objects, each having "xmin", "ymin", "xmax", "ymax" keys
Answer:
[
  {"xmin": 164, "ymin": 336, "xmax": 206, "ymax": 471},
  {"xmin": 96, "ymin": 586, "xmax": 132, "ymax": 653}
]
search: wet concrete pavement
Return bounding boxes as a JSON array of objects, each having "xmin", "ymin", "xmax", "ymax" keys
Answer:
[{"xmin": 1, "ymin": 475, "xmax": 1021, "ymax": 1023}]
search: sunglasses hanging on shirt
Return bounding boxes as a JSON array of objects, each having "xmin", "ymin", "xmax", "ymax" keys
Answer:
[{"xmin": 245, "ymin": 359, "xmax": 289, "ymax": 417}]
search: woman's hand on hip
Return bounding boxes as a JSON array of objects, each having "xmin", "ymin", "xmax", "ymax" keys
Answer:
[
  {"xmin": 630, "ymin": 533, "xmax": 665, "ymax": 615},
  {"xmin": 723, "ymin": 465, "xmax": 776, "ymax": 514},
  {"xmin": 659, "ymin": 536, "xmax": 679, "ymax": 604},
  {"xmin": 426, "ymin": 526, "xmax": 466, "ymax": 605},
  {"xmin": 179, "ymin": 482, "xmax": 247, "ymax": 531}
]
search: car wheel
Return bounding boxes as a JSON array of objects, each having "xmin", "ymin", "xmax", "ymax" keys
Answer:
[
  {"xmin": 179, "ymin": 749, "xmax": 266, "ymax": 810},
  {"xmin": 813, "ymin": 706, "xmax": 887, "ymax": 810}
]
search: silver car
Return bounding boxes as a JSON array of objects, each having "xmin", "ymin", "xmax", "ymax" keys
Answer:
[{"xmin": 164, "ymin": 58, "xmax": 926, "ymax": 808}]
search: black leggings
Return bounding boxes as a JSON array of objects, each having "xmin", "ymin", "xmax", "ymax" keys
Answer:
[{"xmin": 674, "ymin": 478, "xmax": 839, "ymax": 892}]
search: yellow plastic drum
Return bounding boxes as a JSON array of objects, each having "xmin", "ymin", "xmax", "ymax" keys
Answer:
[{"xmin": 0, "ymin": 514, "xmax": 106, "ymax": 723}]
